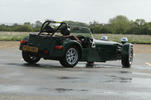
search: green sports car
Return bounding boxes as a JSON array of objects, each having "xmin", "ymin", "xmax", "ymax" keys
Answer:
[{"xmin": 19, "ymin": 20, "xmax": 133, "ymax": 68}]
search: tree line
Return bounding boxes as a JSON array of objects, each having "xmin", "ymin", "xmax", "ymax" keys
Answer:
[
  {"xmin": 89, "ymin": 15, "xmax": 151, "ymax": 35},
  {"xmin": 0, "ymin": 21, "xmax": 42, "ymax": 32},
  {"xmin": 0, "ymin": 15, "xmax": 151, "ymax": 35}
]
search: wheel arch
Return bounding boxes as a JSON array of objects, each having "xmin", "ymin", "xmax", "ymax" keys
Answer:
[
  {"xmin": 63, "ymin": 41, "xmax": 83, "ymax": 59},
  {"xmin": 121, "ymin": 43, "xmax": 133, "ymax": 68},
  {"xmin": 121, "ymin": 43, "xmax": 133, "ymax": 56}
]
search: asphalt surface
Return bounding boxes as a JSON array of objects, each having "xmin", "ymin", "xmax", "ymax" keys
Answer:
[{"xmin": 0, "ymin": 48, "xmax": 151, "ymax": 100}]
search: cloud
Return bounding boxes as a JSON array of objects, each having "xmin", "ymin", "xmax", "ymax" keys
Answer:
[{"xmin": 0, "ymin": 0, "xmax": 151, "ymax": 23}]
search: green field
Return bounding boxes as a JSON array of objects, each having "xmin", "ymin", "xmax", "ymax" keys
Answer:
[
  {"xmin": 93, "ymin": 34, "xmax": 151, "ymax": 44},
  {"xmin": 0, "ymin": 32, "xmax": 30, "ymax": 41},
  {"xmin": 0, "ymin": 32, "xmax": 151, "ymax": 44}
]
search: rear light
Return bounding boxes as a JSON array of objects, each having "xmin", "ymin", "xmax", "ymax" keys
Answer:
[
  {"xmin": 55, "ymin": 45, "xmax": 63, "ymax": 50},
  {"xmin": 20, "ymin": 40, "xmax": 27, "ymax": 44},
  {"xmin": 44, "ymin": 50, "xmax": 49, "ymax": 54}
]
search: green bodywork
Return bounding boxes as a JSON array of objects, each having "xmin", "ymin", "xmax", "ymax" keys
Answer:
[
  {"xmin": 20, "ymin": 21, "xmax": 133, "ymax": 63},
  {"xmin": 20, "ymin": 34, "xmax": 132, "ymax": 62}
]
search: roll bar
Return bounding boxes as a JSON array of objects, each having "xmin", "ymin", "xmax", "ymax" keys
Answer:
[{"xmin": 38, "ymin": 20, "xmax": 68, "ymax": 36}]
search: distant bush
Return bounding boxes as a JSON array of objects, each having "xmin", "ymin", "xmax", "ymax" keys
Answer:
[
  {"xmin": 89, "ymin": 16, "xmax": 151, "ymax": 35},
  {"xmin": 0, "ymin": 21, "xmax": 41, "ymax": 32},
  {"xmin": 13, "ymin": 25, "xmax": 33, "ymax": 32}
]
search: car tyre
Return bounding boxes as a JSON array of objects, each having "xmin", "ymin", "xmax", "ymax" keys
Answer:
[
  {"xmin": 59, "ymin": 46, "xmax": 79, "ymax": 68},
  {"xmin": 22, "ymin": 51, "xmax": 41, "ymax": 64},
  {"xmin": 121, "ymin": 47, "xmax": 133, "ymax": 68}
]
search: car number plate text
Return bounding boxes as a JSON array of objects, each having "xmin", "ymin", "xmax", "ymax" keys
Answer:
[{"xmin": 23, "ymin": 45, "xmax": 38, "ymax": 53}]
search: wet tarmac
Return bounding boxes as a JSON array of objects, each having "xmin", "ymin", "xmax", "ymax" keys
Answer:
[{"xmin": 0, "ymin": 49, "xmax": 151, "ymax": 100}]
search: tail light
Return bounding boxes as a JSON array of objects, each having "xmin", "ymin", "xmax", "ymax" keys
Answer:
[
  {"xmin": 44, "ymin": 50, "xmax": 49, "ymax": 55},
  {"xmin": 55, "ymin": 45, "xmax": 63, "ymax": 50},
  {"xmin": 20, "ymin": 40, "xmax": 27, "ymax": 44}
]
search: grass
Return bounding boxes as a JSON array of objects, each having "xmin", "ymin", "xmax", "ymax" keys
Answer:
[
  {"xmin": 0, "ymin": 32, "xmax": 151, "ymax": 44},
  {"xmin": 93, "ymin": 34, "xmax": 151, "ymax": 44},
  {"xmin": 0, "ymin": 32, "xmax": 29, "ymax": 41}
]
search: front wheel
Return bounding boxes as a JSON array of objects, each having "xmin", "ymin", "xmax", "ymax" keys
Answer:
[
  {"xmin": 59, "ymin": 47, "xmax": 79, "ymax": 68},
  {"xmin": 22, "ymin": 51, "xmax": 41, "ymax": 64},
  {"xmin": 121, "ymin": 47, "xmax": 133, "ymax": 68}
]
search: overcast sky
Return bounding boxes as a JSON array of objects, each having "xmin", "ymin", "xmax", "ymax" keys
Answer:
[{"xmin": 0, "ymin": 0, "xmax": 151, "ymax": 24}]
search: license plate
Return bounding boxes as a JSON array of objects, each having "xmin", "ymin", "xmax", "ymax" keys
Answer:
[{"xmin": 22, "ymin": 45, "xmax": 38, "ymax": 53}]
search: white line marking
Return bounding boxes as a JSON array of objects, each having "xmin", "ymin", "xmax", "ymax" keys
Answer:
[
  {"xmin": 21, "ymin": 58, "xmax": 24, "ymax": 62},
  {"xmin": 146, "ymin": 62, "xmax": 151, "ymax": 66}
]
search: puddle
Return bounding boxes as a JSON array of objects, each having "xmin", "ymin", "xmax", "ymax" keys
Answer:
[
  {"xmin": 0, "ymin": 85, "xmax": 89, "ymax": 95},
  {"xmin": 120, "ymin": 70, "xmax": 131, "ymax": 74},
  {"xmin": 55, "ymin": 88, "xmax": 73, "ymax": 92},
  {"xmin": 0, "ymin": 85, "xmax": 119, "ymax": 96},
  {"xmin": 106, "ymin": 75, "xmax": 132, "ymax": 83},
  {"xmin": 55, "ymin": 88, "xmax": 88, "ymax": 92},
  {"xmin": 0, "ymin": 84, "xmax": 151, "ymax": 98},
  {"xmin": 58, "ymin": 76, "xmax": 78, "ymax": 80},
  {"xmin": 58, "ymin": 74, "xmax": 132, "ymax": 83}
]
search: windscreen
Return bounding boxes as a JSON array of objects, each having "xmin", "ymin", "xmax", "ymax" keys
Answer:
[{"xmin": 70, "ymin": 27, "xmax": 93, "ymax": 39}]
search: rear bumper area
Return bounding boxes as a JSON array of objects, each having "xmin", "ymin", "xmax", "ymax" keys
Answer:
[{"xmin": 20, "ymin": 44, "xmax": 64, "ymax": 60}]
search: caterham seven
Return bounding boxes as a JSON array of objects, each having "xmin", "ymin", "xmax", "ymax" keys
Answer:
[{"xmin": 20, "ymin": 21, "xmax": 133, "ymax": 68}]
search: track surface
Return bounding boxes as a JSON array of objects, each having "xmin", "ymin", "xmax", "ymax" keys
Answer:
[{"xmin": 0, "ymin": 48, "xmax": 151, "ymax": 100}]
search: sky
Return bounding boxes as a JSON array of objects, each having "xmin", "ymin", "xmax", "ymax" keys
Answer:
[{"xmin": 0, "ymin": 0, "xmax": 151, "ymax": 24}]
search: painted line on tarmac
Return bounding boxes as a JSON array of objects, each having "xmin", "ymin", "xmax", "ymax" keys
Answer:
[
  {"xmin": 146, "ymin": 62, "xmax": 151, "ymax": 67},
  {"xmin": 21, "ymin": 58, "xmax": 24, "ymax": 62}
]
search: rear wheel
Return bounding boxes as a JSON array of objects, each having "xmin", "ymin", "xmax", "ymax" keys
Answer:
[
  {"xmin": 22, "ymin": 51, "xmax": 41, "ymax": 64},
  {"xmin": 59, "ymin": 47, "xmax": 79, "ymax": 68},
  {"xmin": 121, "ymin": 47, "xmax": 133, "ymax": 68}
]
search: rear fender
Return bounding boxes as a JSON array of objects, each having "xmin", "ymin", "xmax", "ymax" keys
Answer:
[{"xmin": 19, "ymin": 36, "xmax": 29, "ymax": 50}]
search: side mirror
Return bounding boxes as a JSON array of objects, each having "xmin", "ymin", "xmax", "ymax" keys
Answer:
[
  {"xmin": 121, "ymin": 37, "xmax": 128, "ymax": 44},
  {"xmin": 101, "ymin": 36, "xmax": 108, "ymax": 41}
]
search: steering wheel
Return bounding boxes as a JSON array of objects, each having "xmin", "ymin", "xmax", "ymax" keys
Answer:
[{"xmin": 77, "ymin": 35, "xmax": 88, "ymax": 46}]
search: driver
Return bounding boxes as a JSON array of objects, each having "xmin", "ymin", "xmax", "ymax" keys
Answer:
[
  {"xmin": 44, "ymin": 25, "xmax": 55, "ymax": 33},
  {"xmin": 60, "ymin": 26, "xmax": 81, "ymax": 43}
]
